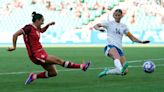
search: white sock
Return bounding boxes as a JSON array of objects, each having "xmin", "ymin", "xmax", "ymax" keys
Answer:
[
  {"xmin": 106, "ymin": 68, "xmax": 121, "ymax": 75},
  {"xmin": 114, "ymin": 59, "xmax": 122, "ymax": 72}
]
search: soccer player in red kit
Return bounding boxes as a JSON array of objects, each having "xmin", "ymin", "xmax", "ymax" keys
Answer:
[{"xmin": 8, "ymin": 12, "xmax": 91, "ymax": 85}]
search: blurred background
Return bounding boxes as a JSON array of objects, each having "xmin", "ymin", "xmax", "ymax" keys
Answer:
[{"xmin": 0, "ymin": 0, "xmax": 164, "ymax": 46}]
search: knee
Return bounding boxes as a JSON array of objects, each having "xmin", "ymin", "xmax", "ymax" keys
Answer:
[
  {"xmin": 48, "ymin": 72, "xmax": 57, "ymax": 77},
  {"xmin": 49, "ymin": 55, "xmax": 64, "ymax": 65}
]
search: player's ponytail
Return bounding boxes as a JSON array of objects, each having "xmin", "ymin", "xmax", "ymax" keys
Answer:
[
  {"xmin": 32, "ymin": 11, "xmax": 43, "ymax": 22},
  {"xmin": 32, "ymin": 11, "xmax": 37, "ymax": 17}
]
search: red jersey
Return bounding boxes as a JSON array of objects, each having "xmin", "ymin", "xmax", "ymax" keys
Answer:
[{"xmin": 21, "ymin": 24, "xmax": 44, "ymax": 57}]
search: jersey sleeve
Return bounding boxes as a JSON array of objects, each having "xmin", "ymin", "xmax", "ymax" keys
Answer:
[
  {"xmin": 21, "ymin": 25, "xmax": 31, "ymax": 35},
  {"xmin": 40, "ymin": 25, "xmax": 49, "ymax": 33},
  {"xmin": 100, "ymin": 20, "xmax": 109, "ymax": 28},
  {"xmin": 123, "ymin": 25, "xmax": 129, "ymax": 35},
  {"xmin": 99, "ymin": 15, "xmax": 110, "ymax": 28}
]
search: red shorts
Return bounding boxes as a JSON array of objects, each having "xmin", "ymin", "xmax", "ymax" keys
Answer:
[{"xmin": 29, "ymin": 49, "xmax": 48, "ymax": 65}]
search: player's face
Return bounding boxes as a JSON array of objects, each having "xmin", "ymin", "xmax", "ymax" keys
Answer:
[
  {"xmin": 39, "ymin": 17, "xmax": 44, "ymax": 25},
  {"xmin": 37, "ymin": 17, "xmax": 44, "ymax": 27},
  {"xmin": 113, "ymin": 12, "xmax": 122, "ymax": 23}
]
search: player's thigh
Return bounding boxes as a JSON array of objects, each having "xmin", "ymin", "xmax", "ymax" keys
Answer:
[
  {"xmin": 108, "ymin": 47, "xmax": 120, "ymax": 59},
  {"xmin": 41, "ymin": 64, "xmax": 57, "ymax": 76},
  {"xmin": 46, "ymin": 55, "xmax": 64, "ymax": 65}
]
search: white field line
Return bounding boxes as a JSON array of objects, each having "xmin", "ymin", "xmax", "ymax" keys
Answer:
[
  {"xmin": 128, "ymin": 58, "xmax": 164, "ymax": 63},
  {"xmin": 0, "ymin": 58, "xmax": 164, "ymax": 75}
]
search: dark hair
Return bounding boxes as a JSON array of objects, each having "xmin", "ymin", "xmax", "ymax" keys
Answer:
[
  {"xmin": 114, "ymin": 9, "xmax": 123, "ymax": 14},
  {"xmin": 32, "ymin": 11, "xmax": 43, "ymax": 22}
]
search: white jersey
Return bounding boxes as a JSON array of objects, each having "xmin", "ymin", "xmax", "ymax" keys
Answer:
[{"xmin": 100, "ymin": 19, "xmax": 129, "ymax": 49}]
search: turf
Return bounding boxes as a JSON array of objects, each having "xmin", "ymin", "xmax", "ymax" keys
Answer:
[{"xmin": 0, "ymin": 47, "xmax": 164, "ymax": 92}]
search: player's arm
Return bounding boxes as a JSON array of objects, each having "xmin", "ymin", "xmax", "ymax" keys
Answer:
[
  {"xmin": 41, "ymin": 21, "xmax": 55, "ymax": 33},
  {"xmin": 127, "ymin": 32, "xmax": 150, "ymax": 44},
  {"xmin": 8, "ymin": 30, "xmax": 23, "ymax": 51},
  {"xmin": 93, "ymin": 23, "xmax": 106, "ymax": 32}
]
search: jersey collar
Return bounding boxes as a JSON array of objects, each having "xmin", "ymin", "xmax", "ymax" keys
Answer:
[{"xmin": 31, "ymin": 23, "xmax": 38, "ymax": 29}]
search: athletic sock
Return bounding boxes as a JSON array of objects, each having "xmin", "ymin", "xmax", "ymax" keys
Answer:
[
  {"xmin": 36, "ymin": 71, "xmax": 49, "ymax": 79},
  {"xmin": 63, "ymin": 61, "xmax": 81, "ymax": 69},
  {"xmin": 114, "ymin": 59, "xmax": 122, "ymax": 72}
]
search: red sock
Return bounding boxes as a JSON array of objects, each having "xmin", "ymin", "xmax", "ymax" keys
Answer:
[
  {"xmin": 37, "ymin": 71, "xmax": 49, "ymax": 79},
  {"xmin": 63, "ymin": 61, "xmax": 82, "ymax": 69}
]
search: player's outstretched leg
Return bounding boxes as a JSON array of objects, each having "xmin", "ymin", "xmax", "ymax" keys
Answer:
[{"xmin": 46, "ymin": 55, "xmax": 91, "ymax": 71}]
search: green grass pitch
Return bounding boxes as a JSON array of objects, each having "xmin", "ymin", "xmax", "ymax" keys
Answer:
[{"xmin": 0, "ymin": 47, "xmax": 164, "ymax": 92}]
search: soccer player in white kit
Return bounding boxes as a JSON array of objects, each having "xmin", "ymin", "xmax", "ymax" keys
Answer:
[{"xmin": 94, "ymin": 9, "xmax": 150, "ymax": 78}]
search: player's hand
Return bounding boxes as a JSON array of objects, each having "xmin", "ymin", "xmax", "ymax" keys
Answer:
[
  {"xmin": 142, "ymin": 40, "xmax": 150, "ymax": 44},
  {"xmin": 98, "ymin": 27, "xmax": 106, "ymax": 32},
  {"xmin": 99, "ymin": 29, "xmax": 105, "ymax": 32},
  {"xmin": 48, "ymin": 22, "xmax": 55, "ymax": 26},
  {"xmin": 8, "ymin": 47, "xmax": 16, "ymax": 51}
]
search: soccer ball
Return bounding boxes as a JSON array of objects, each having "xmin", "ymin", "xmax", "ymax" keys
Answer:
[{"xmin": 143, "ymin": 60, "xmax": 155, "ymax": 73}]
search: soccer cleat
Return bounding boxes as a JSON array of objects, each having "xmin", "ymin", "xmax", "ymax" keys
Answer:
[
  {"xmin": 25, "ymin": 73, "xmax": 36, "ymax": 85},
  {"xmin": 98, "ymin": 68, "xmax": 109, "ymax": 78},
  {"xmin": 82, "ymin": 61, "xmax": 91, "ymax": 71},
  {"xmin": 121, "ymin": 62, "xmax": 128, "ymax": 74},
  {"xmin": 121, "ymin": 72, "xmax": 127, "ymax": 76}
]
